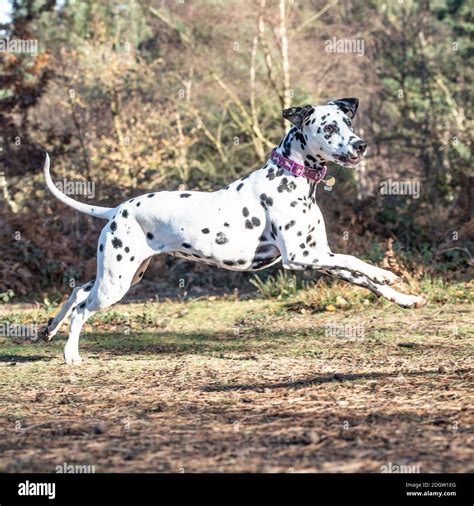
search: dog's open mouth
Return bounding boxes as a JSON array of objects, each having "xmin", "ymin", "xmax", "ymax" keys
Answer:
[{"xmin": 337, "ymin": 154, "xmax": 361, "ymax": 166}]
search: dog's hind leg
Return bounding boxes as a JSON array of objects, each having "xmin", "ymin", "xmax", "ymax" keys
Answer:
[
  {"xmin": 40, "ymin": 280, "xmax": 95, "ymax": 341},
  {"xmin": 63, "ymin": 219, "xmax": 153, "ymax": 364}
]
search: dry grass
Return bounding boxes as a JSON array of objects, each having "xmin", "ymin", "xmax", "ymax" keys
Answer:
[{"xmin": 0, "ymin": 292, "xmax": 472, "ymax": 473}]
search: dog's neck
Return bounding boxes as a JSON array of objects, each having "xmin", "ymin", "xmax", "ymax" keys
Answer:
[{"xmin": 274, "ymin": 127, "xmax": 328, "ymax": 171}]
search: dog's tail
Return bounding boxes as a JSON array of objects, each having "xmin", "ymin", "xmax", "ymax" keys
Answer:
[{"xmin": 43, "ymin": 153, "xmax": 114, "ymax": 220}]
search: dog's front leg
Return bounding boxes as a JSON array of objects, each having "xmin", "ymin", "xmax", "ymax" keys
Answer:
[
  {"xmin": 282, "ymin": 250, "xmax": 400, "ymax": 286},
  {"xmin": 327, "ymin": 268, "xmax": 426, "ymax": 308}
]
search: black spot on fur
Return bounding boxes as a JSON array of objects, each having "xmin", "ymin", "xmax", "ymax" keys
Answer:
[
  {"xmin": 112, "ymin": 237, "xmax": 123, "ymax": 249},
  {"xmin": 130, "ymin": 256, "xmax": 135, "ymax": 261},
  {"xmin": 285, "ymin": 220, "xmax": 296, "ymax": 230},
  {"xmin": 99, "ymin": 244, "xmax": 104, "ymax": 252},
  {"xmin": 138, "ymin": 271, "xmax": 144, "ymax": 277},
  {"xmin": 202, "ymin": 228, "xmax": 210, "ymax": 234},
  {"xmin": 147, "ymin": 193, "xmax": 155, "ymax": 198},
  {"xmin": 125, "ymin": 246, "xmax": 130, "ymax": 253},
  {"xmin": 136, "ymin": 202, "xmax": 141, "ymax": 207},
  {"xmin": 242, "ymin": 207, "xmax": 249, "ymax": 217},
  {"xmin": 259, "ymin": 193, "xmax": 273, "ymax": 208},
  {"xmin": 122, "ymin": 209, "xmax": 129, "ymax": 218},
  {"xmin": 223, "ymin": 260, "xmax": 235, "ymax": 266},
  {"xmin": 215, "ymin": 232, "xmax": 228, "ymax": 245},
  {"xmin": 84, "ymin": 281, "xmax": 94, "ymax": 292},
  {"xmin": 277, "ymin": 177, "xmax": 297, "ymax": 193},
  {"xmin": 79, "ymin": 302, "xmax": 86, "ymax": 309},
  {"xmin": 224, "ymin": 222, "xmax": 230, "ymax": 227},
  {"xmin": 236, "ymin": 183, "xmax": 244, "ymax": 191},
  {"xmin": 182, "ymin": 243, "xmax": 192, "ymax": 248},
  {"xmin": 245, "ymin": 220, "xmax": 253, "ymax": 230},
  {"xmin": 251, "ymin": 217, "xmax": 260, "ymax": 226},
  {"xmin": 303, "ymin": 250, "xmax": 309, "ymax": 257},
  {"xmin": 180, "ymin": 193, "xmax": 191, "ymax": 198},
  {"xmin": 266, "ymin": 168, "xmax": 276, "ymax": 181},
  {"xmin": 147, "ymin": 232, "xmax": 154, "ymax": 240},
  {"xmin": 117, "ymin": 254, "xmax": 122, "ymax": 261},
  {"xmin": 110, "ymin": 221, "xmax": 117, "ymax": 232},
  {"xmin": 271, "ymin": 223, "xmax": 278, "ymax": 239}
]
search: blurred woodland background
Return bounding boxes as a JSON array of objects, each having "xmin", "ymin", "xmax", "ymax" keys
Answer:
[{"xmin": 0, "ymin": 0, "xmax": 472, "ymax": 300}]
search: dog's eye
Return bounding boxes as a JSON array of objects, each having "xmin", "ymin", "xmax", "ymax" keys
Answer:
[{"xmin": 324, "ymin": 124, "xmax": 334, "ymax": 133}]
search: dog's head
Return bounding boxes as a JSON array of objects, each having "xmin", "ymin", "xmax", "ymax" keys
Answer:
[{"xmin": 282, "ymin": 98, "xmax": 367, "ymax": 167}]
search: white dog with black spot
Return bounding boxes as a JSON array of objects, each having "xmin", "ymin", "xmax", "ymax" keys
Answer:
[{"xmin": 41, "ymin": 97, "xmax": 426, "ymax": 365}]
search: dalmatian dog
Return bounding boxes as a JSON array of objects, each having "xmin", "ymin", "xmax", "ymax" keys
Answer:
[{"xmin": 41, "ymin": 97, "xmax": 426, "ymax": 364}]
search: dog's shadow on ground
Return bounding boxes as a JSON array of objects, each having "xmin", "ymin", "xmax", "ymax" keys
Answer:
[
  {"xmin": 71, "ymin": 329, "xmax": 472, "ymax": 392},
  {"xmin": 0, "ymin": 354, "xmax": 52, "ymax": 363},
  {"xmin": 201, "ymin": 368, "xmax": 472, "ymax": 392}
]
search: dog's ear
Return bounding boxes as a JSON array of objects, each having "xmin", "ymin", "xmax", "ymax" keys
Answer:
[
  {"xmin": 328, "ymin": 97, "xmax": 359, "ymax": 119},
  {"xmin": 282, "ymin": 104, "xmax": 313, "ymax": 129}
]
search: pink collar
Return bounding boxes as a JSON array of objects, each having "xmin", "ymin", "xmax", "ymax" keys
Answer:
[{"xmin": 271, "ymin": 149, "xmax": 327, "ymax": 183}]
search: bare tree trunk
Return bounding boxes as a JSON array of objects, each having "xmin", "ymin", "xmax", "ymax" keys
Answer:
[
  {"xmin": 279, "ymin": 0, "xmax": 291, "ymax": 120},
  {"xmin": 109, "ymin": 85, "xmax": 135, "ymax": 185},
  {"xmin": 68, "ymin": 89, "xmax": 90, "ymax": 178},
  {"xmin": 258, "ymin": 0, "xmax": 284, "ymax": 110},
  {"xmin": 175, "ymin": 110, "xmax": 190, "ymax": 182}
]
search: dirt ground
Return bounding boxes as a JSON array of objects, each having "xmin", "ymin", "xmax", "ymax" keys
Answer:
[{"xmin": 0, "ymin": 294, "xmax": 472, "ymax": 473}]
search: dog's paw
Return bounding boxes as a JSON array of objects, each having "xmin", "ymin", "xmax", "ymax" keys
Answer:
[
  {"xmin": 396, "ymin": 294, "xmax": 427, "ymax": 309},
  {"xmin": 38, "ymin": 325, "xmax": 51, "ymax": 342},
  {"xmin": 413, "ymin": 295, "xmax": 427, "ymax": 308},
  {"xmin": 64, "ymin": 347, "xmax": 83, "ymax": 365}
]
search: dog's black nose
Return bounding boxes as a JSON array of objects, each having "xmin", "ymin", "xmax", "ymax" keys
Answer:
[{"xmin": 353, "ymin": 140, "xmax": 367, "ymax": 153}]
